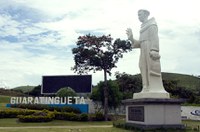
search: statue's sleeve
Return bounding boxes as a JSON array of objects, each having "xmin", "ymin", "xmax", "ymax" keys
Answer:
[
  {"xmin": 132, "ymin": 39, "xmax": 140, "ymax": 48},
  {"xmin": 149, "ymin": 25, "xmax": 159, "ymax": 52}
]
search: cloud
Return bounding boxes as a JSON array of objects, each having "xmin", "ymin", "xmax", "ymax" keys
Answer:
[
  {"xmin": 0, "ymin": 40, "xmax": 75, "ymax": 88},
  {"xmin": 0, "ymin": 15, "xmax": 21, "ymax": 37}
]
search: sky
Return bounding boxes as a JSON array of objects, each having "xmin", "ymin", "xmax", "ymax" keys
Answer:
[{"xmin": 0, "ymin": 0, "xmax": 200, "ymax": 88}]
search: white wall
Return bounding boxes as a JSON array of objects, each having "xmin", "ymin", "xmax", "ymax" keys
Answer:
[{"xmin": 181, "ymin": 106, "xmax": 200, "ymax": 120}]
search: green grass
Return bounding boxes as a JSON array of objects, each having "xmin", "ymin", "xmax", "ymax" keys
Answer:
[
  {"xmin": 0, "ymin": 118, "xmax": 113, "ymax": 127},
  {"xmin": 0, "ymin": 95, "xmax": 10, "ymax": 103},
  {"xmin": 183, "ymin": 120, "xmax": 200, "ymax": 127},
  {"xmin": 134, "ymin": 72, "xmax": 200, "ymax": 91},
  {"xmin": 182, "ymin": 120, "xmax": 200, "ymax": 132},
  {"xmin": 0, "ymin": 127, "xmax": 130, "ymax": 132},
  {"xmin": 0, "ymin": 119, "xmax": 130, "ymax": 132},
  {"xmin": 0, "ymin": 119, "xmax": 199, "ymax": 132}
]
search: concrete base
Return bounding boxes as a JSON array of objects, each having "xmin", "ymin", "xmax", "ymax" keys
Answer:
[
  {"xmin": 133, "ymin": 91, "xmax": 170, "ymax": 99},
  {"xmin": 122, "ymin": 98, "xmax": 184, "ymax": 129}
]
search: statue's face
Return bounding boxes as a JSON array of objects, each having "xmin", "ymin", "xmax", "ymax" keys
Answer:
[{"xmin": 138, "ymin": 11, "xmax": 147, "ymax": 23}]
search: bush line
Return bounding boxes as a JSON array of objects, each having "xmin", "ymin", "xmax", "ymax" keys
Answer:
[{"xmin": 0, "ymin": 109, "xmax": 104, "ymax": 122}]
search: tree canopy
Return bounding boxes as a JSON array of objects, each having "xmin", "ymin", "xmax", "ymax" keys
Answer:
[
  {"xmin": 27, "ymin": 85, "xmax": 41, "ymax": 96},
  {"xmin": 115, "ymin": 72, "xmax": 142, "ymax": 99},
  {"xmin": 56, "ymin": 87, "xmax": 77, "ymax": 97},
  {"xmin": 91, "ymin": 80, "xmax": 122, "ymax": 109},
  {"xmin": 72, "ymin": 34, "xmax": 132, "ymax": 75}
]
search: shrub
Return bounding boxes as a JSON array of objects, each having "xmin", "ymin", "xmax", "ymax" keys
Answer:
[
  {"xmin": 69, "ymin": 112, "xmax": 79, "ymax": 121},
  {"xmin": 0, "ymin": 109, "xmax": 36, "ymax": 118},
  {"xmin": 89, "ymin": 112, "xmax": 104, "ymax": 121},
  {"xmin": 79, "ymin": 113, "xmax": 88, "ymax": 121},
  {"xmin": 18, "ymin": 110, "xmax": 55, "ymax": 122},
  {"xmin": 0, "ymin": 108, "xmax": 88, "ymax": 122},
  {"xmin": 94, "ymin": 112, "xmax": 104, "ymax": 121},
  {"xmin": 54, "ymin": 111, "xmax": 89, "ymax": 121},
  {"xmin": 54, "ymin": 112, "xmax": 79, "ymax": 121}
]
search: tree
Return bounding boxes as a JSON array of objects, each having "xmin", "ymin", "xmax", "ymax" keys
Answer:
[
  {"xmin": 56, "ymin": 87, "xmax": 77, "ymax": 97},
  {"xmin": 72, "ymin": 34, "xmax": 131, "ymax": 120},
  {"xmin": 115, "ymin": 72, "xmax": 142, "ymax": 99},
  {"xmin": 91, "ymin": 80, "xmax": 122, "ymax": 110},
  {"xmin": 27, "ymin": 85, "xmax": 41, "ymax": 96}
]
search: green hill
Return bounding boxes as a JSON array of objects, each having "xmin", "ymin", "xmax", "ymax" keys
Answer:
[
  {"xmin": 6, "ymin": 73, "xmax": 200, "ymax": 94},
  {"xmin": 0, "ymin": 95, "xmax": 10, "ymax": 103},
  {"xmin": 133, "ymin": 72, "xmax": 200, "ymax": 91},
  {"xmin": 162, "ymin": 72, "xmax": 200, "ymax": 91},
  {"xmin": 12, "ymin": 85, "xmax": 36, "ymax": 93}
]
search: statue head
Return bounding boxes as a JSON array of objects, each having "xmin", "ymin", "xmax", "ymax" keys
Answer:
[{"xmin": 138, "ymin": 9, "xmax": 150, "ymax": 23}]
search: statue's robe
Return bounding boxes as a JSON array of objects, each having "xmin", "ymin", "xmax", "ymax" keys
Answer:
[{"xmin": 132, "ymin": 18, "xmax": 164, "ymax": 92}]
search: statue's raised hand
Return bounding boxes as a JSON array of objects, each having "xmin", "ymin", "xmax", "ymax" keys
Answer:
[{"xmin": 126, "ymin": 28, "xmax": 133, "ymax": 40}]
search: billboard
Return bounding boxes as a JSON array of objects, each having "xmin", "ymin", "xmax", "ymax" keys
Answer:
[
  {"xmin": 181, "ymin": 106, "xmax": 200, "ymax": 120},
  {"xmin": 41, "ymin": 75, "xmax": 92, "ymax": 94}
]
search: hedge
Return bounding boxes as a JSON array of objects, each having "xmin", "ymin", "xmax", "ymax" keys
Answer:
[
  {"xmin": 54, "ymin": 112, "xmax": 104, "ymax": 121},
  {"xmin": 0, "ymin": 109, "xmax": 36, "ymax": 118},
  {"xmin": 79, "ymin": 113, "xmax": 88, "ymax": 121},
  {"xmin": 88, "ymin": 112, "xmax": 104, "ymax": 121},
  {"xmin": 54, "ymin": 111, "xmax": 88, "ymax": 121},
  {"xmin": 0, "ymin": 109, "xmax": 104, "ymax": 122},
  {"xmin": 18, "ymin": 110, "xmax": 55, "ymax": 122},
  {"xmin": 18, "ymin": 111, "xmax": 88, "ymax": 122},
  {"xmin": 54, "ymin": 111, "xmax": 103, "ymax": 121}
]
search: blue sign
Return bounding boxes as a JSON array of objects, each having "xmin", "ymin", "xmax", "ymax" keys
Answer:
[
  {"xmin": 6, "ymin": 104, "xmax": 89, "ymax": 113},
  {"xmin": 48, "ymin": 104, "xmax": 89, "ymax": 113}
]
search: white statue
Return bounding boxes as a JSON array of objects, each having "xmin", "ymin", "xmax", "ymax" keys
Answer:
[{"xmin": 126, "ymin": 9, "xmax": 169, "ymax": 99}]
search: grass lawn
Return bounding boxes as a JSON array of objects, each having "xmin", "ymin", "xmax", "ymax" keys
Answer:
[
  {"xmin": 183, "ymin": 120, "xmax": 200, "ymax": 128},
  {"xmin": 0, "ymin": 118, "xmax": 130, "ymax": 132},
  {"xmin": 0, "ymin": 118, "xmax": 113, "ymax": 127},
  {"xmin": 0, "ymin": 118, "xmax": 200, "ymax": 132},
  {"xmin": 0, "ymin": 127, "xmax": 130, "ymax": 132}
]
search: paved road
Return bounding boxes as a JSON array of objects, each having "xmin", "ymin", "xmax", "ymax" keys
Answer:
[{"xmin": 0, "ymin": 125, "xmax": 113, "ymax": 129}]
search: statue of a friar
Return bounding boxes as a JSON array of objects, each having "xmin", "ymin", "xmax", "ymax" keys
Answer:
[{"xmin": 126, "ymin": 9, "xmax": 169, "ymax": 99}]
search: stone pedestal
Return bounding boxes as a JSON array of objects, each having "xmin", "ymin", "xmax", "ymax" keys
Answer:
[
  {"xmin": 122, "ymin": 98, "xmax": 184, "ymax": 129},
  {"xmin": 133, "ymin": 92, "xmax": 170, "ymax": 99}
]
